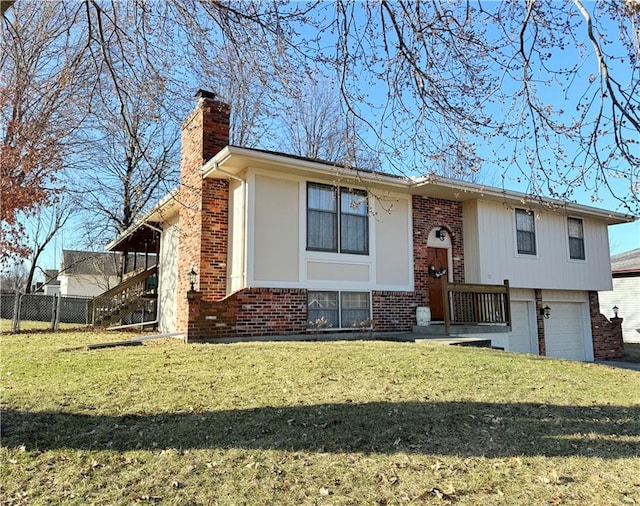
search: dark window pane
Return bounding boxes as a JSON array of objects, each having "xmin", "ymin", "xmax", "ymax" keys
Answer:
[
  {"xmin": 341, "ymin": 292, "xmax": 370, "ymax": 327},
  {"xmin": 568, "ymin": 218, "xmax": 585, "ymax": 260},
  {"xmin": 516, "ymin": 209, "xmax": 536, "ymax": 255},
  {"xmin": 340, "ymin": 189, "xmax": 368, "ymax": 254},
  {"xmin": 341, "ymin": 190, "xmax": 367, "ymax": 215},
  {"xmin": 341, "ymin": 214, "xmax": 368, "ymax": 254},
  {"xmin": 517, "ymin": 230, "xmax": 536, "ymax": 255},
  {"xmin": 308, "ymin": 210, "xmax": 337, "ymax": 250},
  {"xmin": 308, "ymin": 184, "xmax": 336, "ymax": 211},
  {"xmin": 308, "ymin": 292, "xmax": 338, "ymax": 328},
  {"xmin": 569, "ymin": 237, "xmax": 585, "ymax": 260}
]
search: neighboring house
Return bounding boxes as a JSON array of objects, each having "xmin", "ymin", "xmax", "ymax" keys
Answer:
[
  {"xmin": 107, "ymin": 90, "xmax": 635, "ymax": 361},
  {"xmin": 58, "ymin": 250, "xmax": 157, "ymax": 298},
  {"xmin": 58, "ymin": 250, "xmax": 122, "ymax": 297},
  {"xmin": 599, "ymin": 248, "xmax": 640, "ymax": 344},
  {"xmin": 42, "ymin": 269, "xmax": 61, "ymax": 296}
]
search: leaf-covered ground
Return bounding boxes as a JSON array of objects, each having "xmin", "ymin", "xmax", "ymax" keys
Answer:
[{"xmin": 1, "ymin": 331, "xmax": 639, "ymax": 505}]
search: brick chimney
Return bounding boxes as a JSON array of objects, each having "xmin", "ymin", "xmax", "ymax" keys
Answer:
[{"xmin": 177, "ymin": 90, "xmax": 231, "ymax": 332}]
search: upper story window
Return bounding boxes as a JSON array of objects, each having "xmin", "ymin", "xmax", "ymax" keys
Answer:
[
  {"xmin": 568, "ymin": 217, "xmax": 585, "ymax": 260},
  {"xmin": 307, "ymin": 183, "xmax": 369, "ymax": 255},
  {"xmin": 515, "ymin": 208, "xmax": 536, "ymax": 255}
]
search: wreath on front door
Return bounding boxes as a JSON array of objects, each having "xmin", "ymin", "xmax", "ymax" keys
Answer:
[{"xmin": 428, "ymin": 262, "xmax": 447, "ymax": 279}]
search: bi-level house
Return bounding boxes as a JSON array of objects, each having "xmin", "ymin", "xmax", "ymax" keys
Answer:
[{"xmin": 103, "ymin": 90, "xmax": 634, "ymax": 361}]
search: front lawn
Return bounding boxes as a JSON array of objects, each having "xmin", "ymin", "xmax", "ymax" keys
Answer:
[{"xmin": 1, "ymin": 331, "xmax": 639, "ymax": 505}]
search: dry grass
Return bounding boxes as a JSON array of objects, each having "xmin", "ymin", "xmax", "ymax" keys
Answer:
[
  {"xmin": 0, "ymin": 319, "xmax": 85, "ymax": 333},
  {"xmin": 1, "ymin": 330, "xmax": 639, "ymax": 505}
]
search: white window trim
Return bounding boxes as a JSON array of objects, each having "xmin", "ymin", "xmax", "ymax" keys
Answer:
[
  {"xmin": 306, "ymin": 182, "xmax": 370, "ymax": 256},
  {"xmin": 566, "ymin": 216, "xmax": 587, "ymax": 263},
  {"xmin": 513, "ymin": 208, "xmax": 539, "ymax": 259}
]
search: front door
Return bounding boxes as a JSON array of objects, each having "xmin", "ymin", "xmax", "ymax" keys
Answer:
[{"xmin": 426, "ymin": 247, "xmax": 449, "ymax": 321}]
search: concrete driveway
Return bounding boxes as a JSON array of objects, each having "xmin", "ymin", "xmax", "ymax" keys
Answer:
[{"xmin": 595, "ymin": 360, "xmax": 640, "ymax": 371}]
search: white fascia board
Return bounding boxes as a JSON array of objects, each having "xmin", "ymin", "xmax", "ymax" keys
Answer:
[
  {"xmin": 204, "ymin": 147, "xmax": 635, "ymax": 225},
  {"xmin": 412, "ymin": 174, "xmax": 635, "ymax": 225},
  {"xmin": 202, "ymin": 146, "xmax": 411, "ymax": 190}
]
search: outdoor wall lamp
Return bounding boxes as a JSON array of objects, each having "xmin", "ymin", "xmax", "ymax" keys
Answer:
[
  {"xmin": 613, "ymin": 305, "xmax": 619, "ymax": 317},
  {"xmin": 435, "ymin": 227, "xmax": 447, "ymax": 241},
  {"xmin": 540, "ymin": 305, "xmax": 551, "ymax": 319},
  {"xmin": 188, "ymin": 268, "xmax": 198, "ymax": 292}
]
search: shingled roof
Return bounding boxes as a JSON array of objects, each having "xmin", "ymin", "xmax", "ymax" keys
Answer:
[
  {"xmin": 61, "ymin": 250, "xmax": 121, "ymax": 276},
  {"xmin": 611, "ymin": 248, "xmax": 640, "ymax": 275}
]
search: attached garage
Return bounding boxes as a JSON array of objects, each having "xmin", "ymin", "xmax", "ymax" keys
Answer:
[
  {"xmin": 506, "ymin": 300, "xmax": 537, "ymax": 354},
  {"xmin": 543, "ymin": 300, "xmax": 592, "ymax": 361}
]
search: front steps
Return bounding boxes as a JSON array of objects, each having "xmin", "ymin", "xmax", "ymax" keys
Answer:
[
  {"xmin": 412, "ymin": 322, "xmax": 509, "ymax": 336},
  {"xmin": 412, "ymin": 322, "xmax": 495, "ymax": 348}
]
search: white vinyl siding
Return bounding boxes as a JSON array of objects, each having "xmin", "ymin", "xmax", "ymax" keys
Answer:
[
  {"xmin": 506, "ymin": 301, "xmax": 537, "ymax": 354},
  {"xmin": 158, "ymin": 214, "xmax": 179, "ymax": 333},
  {"xmin": 228, "ymin": 179, "xmax": 246, "ymax": 292},
  {"xmin": 599, "ymin": 276, "xmax": 640, "ymax": 343},
  {"xmin": 469, "ymin": 200, "xmax": 614, "ymax": 291},
  {"xmin": 375, "ymin": 194, "xmax": 412, "ymax": 288}
]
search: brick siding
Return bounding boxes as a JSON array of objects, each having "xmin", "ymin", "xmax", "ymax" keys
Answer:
[
  {"xmin": 372, "ymin": 291, "xmax": 420, "ymax": 332},
  {"xmin": 176, "ymin": 92, "xmax": 231, "ymax": 332},
  {"xmin": 412, "ymin": 195, "xmax": 465, "ymax": 307},
  {"xmin": 534, "ymin": 289, "xmax": 546, "ymax": 356},
  {"xmin": 186, "ymin": 288, "xmax": 308, "ymax": 341},
  {"xmin": 588, "ymin": 291, "xmax": 624, "ymax": 360}
]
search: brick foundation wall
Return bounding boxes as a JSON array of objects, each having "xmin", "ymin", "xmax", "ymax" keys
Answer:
[
  {"xmin": 185, "ymin": 288, "xmax": 421, "ymax": 341},
  {"xmin": 186, "ymin": 288, "xmax": 309, "ymax": 342},
  {"xmin": 588, "ymin": 291, "xmax": 624, "ymax": 360},
  {"xmin": 534, "ymin": 289, "xmax": 546, "ymax": 356},
  {"xmin": 372, "ymin": 291, "xmax": 421, "ymax": 332},
  {"xmin": 412, "ymin": 195, "xmax": 465, "ymax": 306}
]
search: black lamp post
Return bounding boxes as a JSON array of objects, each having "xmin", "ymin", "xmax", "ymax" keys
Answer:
[
  {"xmin": 188, "ymin": 268, "xmax": 197, "ymax": 292},
  {"xmin": 613, "ymin": 305, "xmax": 619, "ymax": 318}
]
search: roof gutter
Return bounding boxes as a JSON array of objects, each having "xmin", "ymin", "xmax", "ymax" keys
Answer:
[
  {"xmin": 412, "ymin": 174, "xmax": 635, "ymax": 223},
  {"xmin": 203, "ymin": 146, "xmax": 411, "ymax": 189},
  {"xmin": 201, "ymin": 155, "xmax": 246, "ymax": 182}
]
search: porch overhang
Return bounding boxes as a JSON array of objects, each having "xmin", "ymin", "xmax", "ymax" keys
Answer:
[
  {"xmin": 107, "ymin": 222, "xmax": 162, "ymax": 253},
  {"xmin": 106, "ymin": 190, "xmax": 179, "ymax": 253}
]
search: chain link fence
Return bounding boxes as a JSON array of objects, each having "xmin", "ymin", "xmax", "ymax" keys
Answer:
[{"xmin": 0, "ymin": 292, "xmax": 92, "ymax": 333}]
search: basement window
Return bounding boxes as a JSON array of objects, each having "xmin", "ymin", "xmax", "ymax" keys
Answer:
[{"xmin": 307, "ymin": 291, "xmax": 371, "ymax": 329}]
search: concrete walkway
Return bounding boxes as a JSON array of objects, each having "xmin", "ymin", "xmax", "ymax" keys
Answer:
[{"xmin": 594, "ymin": 361, "xmax": 640, "ymax": 371}]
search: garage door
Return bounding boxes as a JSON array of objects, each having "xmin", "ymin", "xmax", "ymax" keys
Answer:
[
  {"xmin": 508, "ymin": 301, "xmax": 536, "ymax": 354},
  {"xmin": 544, "ymin": 302, "xmax": 588, "ymax": 361}
]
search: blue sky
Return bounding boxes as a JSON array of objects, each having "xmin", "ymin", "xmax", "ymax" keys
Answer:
[{"xmin": 26, "ymin": 1, "xmax": 640, "ymax": 276}]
